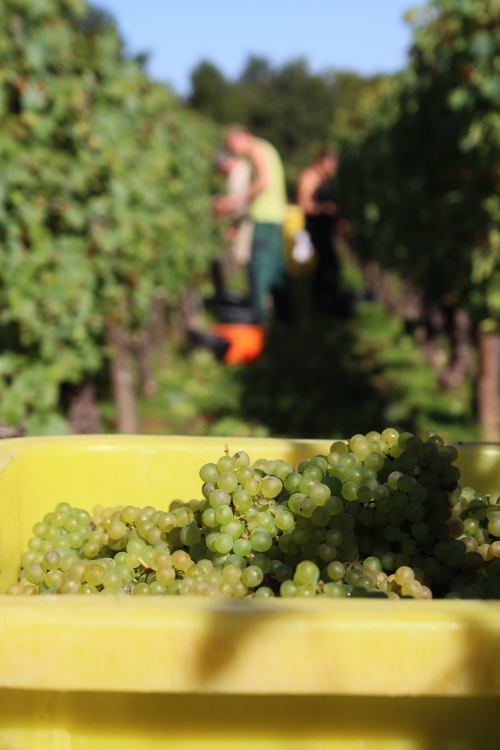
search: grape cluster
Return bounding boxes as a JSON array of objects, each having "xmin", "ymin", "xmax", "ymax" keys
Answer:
[{"xmin": 7, "ymin": 429, "xmax": 500, "ymax": 599}]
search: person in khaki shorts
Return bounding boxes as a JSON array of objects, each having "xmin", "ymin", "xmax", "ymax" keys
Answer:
[{"xmin": 214, "ymin": 126, "xmax": 293, "ymax": 323}]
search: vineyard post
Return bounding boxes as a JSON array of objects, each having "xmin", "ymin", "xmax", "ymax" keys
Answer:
[
  {"xmin": 107, "ymin": 321, "xmax": 139, "ymax": 434},
  {"xmin": 478, "ymin": 326, "xmax": 499, "ymax": 441}
]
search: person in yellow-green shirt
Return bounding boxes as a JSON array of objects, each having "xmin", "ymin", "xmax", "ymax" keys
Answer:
[{"xmin": 214, "ymin": 126, "xmax": 293, "ymax": 323}]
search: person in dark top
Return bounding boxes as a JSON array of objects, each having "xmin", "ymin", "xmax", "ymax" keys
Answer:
[{"xmin": 297, "ymin": 149, "xmax": 341, "ymax": 311}]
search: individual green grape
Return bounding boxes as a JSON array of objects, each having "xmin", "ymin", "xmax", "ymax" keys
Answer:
[
  {"xmin": 279, "ymin": 580, "xmax": 297, "ymax": 597},
  {"xmin": 364, "ymin": 452, "xmax": 385, "ymax": 471},
  {"xmin": 324, "ymin": 496, "xmax": 344, "ymax": 516},
  {"xmin": 447, "ymin": 518, "xmax": 465, "ymax": 538},
  {"xmin": 244, "ymin": 477, "xmax": 261, "ymax": 496},
  {"xmin": 242, "ymin": 565, "xmax": 264, "ymax": 588},
  {"xmin": 235, "ymin": 466, "xmax": 254, "ymax": 485},
  {"xmin": 351, "ymin": 436, "xmax": 370, "ymax": 461},
  {"xmin": 463, "ymin": 518, "xmax": 479, "ymax": 536},
  {"xmin": 44, "ymin": 569, "xmax": 63, "ymax": 587},
  {"xmin": 233, "ymin": 451, "xmax": 250, "ymax": 467},
  {"xmin": 202, "ymin": 508, "xmax": 218, "ymax": 528},
  {"xmin": 214, "ymin": 533, "xmax": 233, "ymax": 554},
  {"xmin": 232, "ymin": 490, "xmax": 252, "ymax": 512},
  {"xmin": 380, "ymin": 551, "xmax": 396, "ymax": 571},
  {"xmin": 408, "ymin": 518, "xmax": 426, "ymax": 539},
  {"xmin": 274, "ymin": 563, "xmax": 292, "ymax": 582},
  {"xmin": 174, "ymin": 507, "xmax": 194, "ymax": 527},
  {"xmin": 311, "ymin": 506, "xmax": 330, "ymax": 527},
  {"xmin": 172, "ymin": 550, "xmax": 193, "ymax": 571},
  {"xmin": 397, "ymin": 475, "xmax": 415, "ymax": 493},
  {"xmin": 220, "ymin": 521, "xmax": 244, "ymax": 541},
  {"xmin": 221, "ymin": 564, "xmax": 242, "ymax": 584},
  {"xmin": 209, "ymin": 489, "xmax": 231, "ymax": 509},
  {"xmin": 327, "ymin": 452, "xmax": 340, "ymax": 466},
  {"xmin": 108, "ymin": 521, "xmax": 126, "ymax": 540},
  {"xmin": 59, "ymin": 576, "xmax": 80, "ymax": 594},
  {"xmin": 310, "ymin": 455, "xmax": 328, "ymax": 473},
  {"xmin": 395, "ymin": 566, "xmax": 414, "ymax": 586},
  {"xmin": 381, "ymin": 428, "xmax": 399, "ymax": 447},
  {"xmin": 156, "ymin": 566, "xmax": 176, "ymax": 585},
  {"xmin": 217, "ymin": 455, "xmax": 236, "ymax": 474},
  {"xmin": 294, "ymin": 560, "xmax": 319, "ymax": 586},
  {"xmin": 148, "ymin": 581, "xmax": 166, "ymax": 595},
  {"xmin": 284, "ymin": 473, "xmax": 303, "ymax": 493},
  {"xmin": 202, "ymin": 483, "xmax": 215, "ymax": 500},
  {"xmin": 293, "ymin": 496, "xmax": 316, "ymax": 517},
  {"xmin": 326, "ymin": 560, "xmax": 345, "ymax": 581},
  {"xmin": 254, "ymin": 586, "xmax": 274, "ymax": 598},
  {"xmin": 356, "ymin": 575, "xmax": 375, "ymax": 592},
  {"xmin": 42, "ymin": 551, "xmax": 61, "ymax": 571},
  {"xmin": 361, "ymin": 477, "xmax": 378, "ymax": 493},
  {"xmin": 249, "ymin": 554, "xmax": 271, "ymax": 574},
  {"xmin": 303, "ymin": 466, "xmax": 323, "ymax": 484},
  {"xmin": 401, "ymin": 580, "xmax": 422, "ymax": 598},
  {"xmin": 180, "ymin": 525, "xmax": 202, "ymax": 546},
  {"xmin": 233, "ymin": 538, "xmax": 252, "ymax": 556},
  {"xmin": 261, "ymin": 475, "xmax": 283, "ymax": 498},
  {"xmin": 214, "ymin": 505, "xmax": 233, "ymax": 525},
  {"xmin": 84, "ymin": 563, "xmax": 105, "ymax": 586},
  {"xmin": 308, "ymin": 483, "xmax": 331, "ymax": 506},
  {"xmin": 323, "ymin": 582, "xmax": 347, "ymax": 597},
  {"xmin": 299, "ymin": 477, "xmax": 318, "ymax": 497},
  {"xmin": 43, "ymin": 526, "xmax": 60, "ymax": 543},
  {"xmin": 256, "ymin": 511, "xmax": 275, "ymax": 530},
  {"xmin": 318, "ymin": 543, "xmax": 337, "ymax": 562},
  {"xmin": 28, "ymin": 537, "xmax": 42, "ymax": 551},
  {"xmin": 250, "ymin": 528, "xmax": 272, "ymax": 552},
  {"xmin": 357, "ymin": 486, "xmax": 372, "ymax": 503},
  {"xmin": 275, "ymin": 511, "xmax": 294, "ymax": 531},
  {"xmin": 145, "ymin": 526, "xmax": 162, "ymax": 546},
  {"xmin": 330, "ymin": 441, "xmax": 348, "ymax": 456},
  {"xmin": 344, "ymin": 568, "xmax": 363, "ymax": 586},
  {"xmin": 63, "ymin": 516, "xmax": 81, "ymax": 533},
  {"xmin": 33, "ymin": 522, "xmax": 47, "ymax": 539},
  {"xmin": 422, "ymin": 557, "xmax": 440, "ymax": 577},
  {"xmin": 385, "ymin": 508, "xmax": 403, "ymax": 527},
  {"xmin": 489, "ymin": 517, "xmax": 500, "ymax": 537},
  {"xmin": 362, "ymin": 556, "xmax": 382, "ymax": 572},
  {"xmin": 329, "ymin": 464, "xmax": 350, "ymax": 482},
  {"xmin": 102, "ymin": 570, "xmax": 122, "ymax": 590},
  {"xmin": 134, "ymin": 583, "xmax": 153, "ymax": 595},
  {"xmin": 156, "ymin": 512, "xmax": 175, "ymax": 533},
  {"xmin": 339, "ymin": 453, "xmax": 361, "ymax": 469},
  {"xmin": 217, "ymin": 472, "xmax": 238, "ymax": 493},
  {"xmin": 341, "ymin": 482, "xmax": 359, "ymax": 502},
  {"xmin": 441, "ymin": 444, "xmax": 458, "ymax": 462}
]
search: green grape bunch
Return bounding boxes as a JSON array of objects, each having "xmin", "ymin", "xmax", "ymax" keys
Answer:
[{"xmin": 7, "ymin": 429, "xmax": 500, "ymax": 599}]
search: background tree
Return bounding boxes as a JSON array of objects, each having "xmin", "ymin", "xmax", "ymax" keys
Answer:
[
  {"xmin": 0, "ymin": 0, "xmax": 220, "ymax": 435},
  {"xmin": 339, "ymin": 0, "xmax": 500, "ymax": 438}
]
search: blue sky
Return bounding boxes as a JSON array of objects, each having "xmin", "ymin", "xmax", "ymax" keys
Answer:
[{"xmin": 96, "ymin": 0, "xmax": 419, "ymax": 95}]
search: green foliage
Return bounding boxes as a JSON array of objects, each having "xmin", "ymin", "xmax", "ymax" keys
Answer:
[
  {"xmin": 0, "ymin": 0, "xmax": 220, "ymax": 428},
  {"xmin": 339, "ymin": 0, "xmax": 500, "ymax": 327},
  {"xmin": 137, "ymin": 347, "xmax": 269, "ymax": 438},
  {"xmin": 136, "ymin": 278, "xmax": 476, "ymax": 442}
]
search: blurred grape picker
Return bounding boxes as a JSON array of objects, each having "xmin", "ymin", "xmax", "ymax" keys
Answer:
[
  {"xmin": 297, "ymin": 149, "xmax": 343, "ymax": 312},
  {"xmin": 214, "ymin": 126, "xmax": 293, "ymax": 323},
  {"xmin": 213, "ymin": 151, "xmax": 253, "ymax": 295}
]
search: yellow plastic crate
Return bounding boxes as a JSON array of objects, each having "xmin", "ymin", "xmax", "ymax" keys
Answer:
[{"xmin": 0, "ymin": 435, "xmax": 499, "ymax": 750}]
